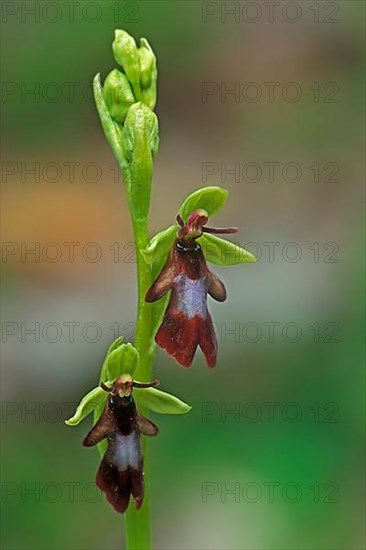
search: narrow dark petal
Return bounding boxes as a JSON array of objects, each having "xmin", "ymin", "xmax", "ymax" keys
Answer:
[
  {"xmin": 207, "ymin": 270, "xmax": 227, "ymax": 302},
  {"xmin": 176, "ymin": 214, "xmax": 184, "ymax": 227},
  {"xmin": 83, "ymin": 407, "xmax": 115, "ymax": 447},
  {"xmin": 202, "ymin": 226, "xmax": 238, "ymax": 234},
  {"xmin": 145, "ymin": 254, "xmax": 174, "ymax": 302},
  {"xmin": 133, "ymin": 379, "xmax": 159, "ymax": 389},
  {"xmin": 136, "ymin": 413, "xmax": 159, "ymax": 436}
]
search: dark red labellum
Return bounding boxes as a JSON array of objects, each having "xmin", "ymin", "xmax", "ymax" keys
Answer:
[{"xmin": 83, "ymin": 376, "xmax": 158, "ymax": 513}]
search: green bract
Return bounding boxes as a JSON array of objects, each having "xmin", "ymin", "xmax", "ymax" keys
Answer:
[
  {"xmin": 122, "ymin": 102, "xmax": 159, "ymax": 219},
  {"xmin": 93, "ymin": 73, "xmax": 125, "ymax": 166}
]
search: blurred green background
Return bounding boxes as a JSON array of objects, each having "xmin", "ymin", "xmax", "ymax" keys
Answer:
[{"xmin": 1, "ymin": 1, "xmax": 365, "ymax": 549}]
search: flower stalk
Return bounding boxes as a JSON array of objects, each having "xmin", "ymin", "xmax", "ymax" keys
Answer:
[
  {"xmin": 93, "ymin": 30, "xmax": 161, "ymax": 549},
  {"xmin": 66, "ymin": 28, "xmax": 255, "ymax": 550}
]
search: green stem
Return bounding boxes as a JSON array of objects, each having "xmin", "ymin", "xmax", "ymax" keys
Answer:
[
  {"xmin": 124, "ymin": 214, "xmax": 155, "ymax": 550},
  {"xmin": 93, "ymin": 71, "xmax": 158, "ymax": 550}
]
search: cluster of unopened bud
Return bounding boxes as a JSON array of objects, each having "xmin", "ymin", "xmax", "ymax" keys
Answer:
[{"xmin": 103, "ymin": 30, "xmax": 157, "ymax": 123}]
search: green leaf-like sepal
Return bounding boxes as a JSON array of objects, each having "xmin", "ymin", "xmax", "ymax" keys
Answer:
[
  {"xmin": 100, "ymin": 336, "xmax": 122, "ymax": 380},
  {"xmin": 134, "ymin": 386, "xmax": 192, "ymax": 414},
  {"xmin": 106, "ymin": 343, "xmax": 139, "ymax": 380},
  {"xmin": 100, "ymin": 337, "xmax": 139, "ymax": 382},
  {"xmin": 65, "ymin": 385, "xmax": 108, "ymax": 426},
  {"xmin": 142, "ymin": 224, "xmax": 176, "ymax": 265},
  {"xmin": 179, "ymin": 186, "xmax": 228, "ymax": 221},
  {"xmin": 199, "ymin": 233, "xmax": 256, "ymax": 265}
]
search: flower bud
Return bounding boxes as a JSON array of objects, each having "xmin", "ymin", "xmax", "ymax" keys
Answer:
[
  {"xmin": 122, "ymin": 102, "xmax": 159, "ymax": 218},
  {"xmin": 138, "ymin": 39, "xmax": 156, "ymax": 89},
  {"xmin": 112, "ymin": 30, "xmax": 141, "ymax": 89},
  {"xmin": 140, "ymin": 84, "xmax": 157, "ymax": 111},
  {"xmin": 138, "ymin": 39, "xmax": 157, "ymax": 110},
  {"xmin": 103, "ymin": 69, "xmax": 135, "ymax": 123}
]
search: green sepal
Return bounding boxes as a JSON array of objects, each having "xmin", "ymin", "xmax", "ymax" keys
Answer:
[
  {"xmin": 134, "ymin": 386, "xmax": 192, "ymax": 415},
  {"xmin": 141, "ymin": 224, "xmax": 176, "ymax": 265},
  {"xmin": 103, "ymin": 342, "xmax": 139, "ymax": 382},
  {"xmin": 65, "ymin": 385, "xmax": 108, "ymax": 426},
  {"xmin": 100, "ymin": 337, "xmax": 139, "ymax": 382},
  {"xmin": 142, "ymin": 186, "xmax": 231, "ymax": 265},
  {"xmin": 179, "ymin": 186, "xmax": 228, "ymax": 221},
  {"xmin": 103, "ymin": 69, "xmax": 135, "ymax": 124},
  {"xmin": 199, "ymin": 233, "xmax": 256, "ymax": 265},
  {"xmin": 100, "ymin": 336, "xmax": 122, "ymax": 381}
]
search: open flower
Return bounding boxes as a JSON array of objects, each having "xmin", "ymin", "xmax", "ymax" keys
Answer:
[
  {"xmin": 146, "ymin": 210, "xmax": 240, "ymax": 367},
  {"xmin": 66, "ymin": 339, "xmax": 191, "ymax": 513},
  {"xmin": 83, "ymin": 375, "xmax": 159, "ymax": 513},
  {"xmin": 143, "ymin": 187, "xmax": 256, "ymax": 368}
]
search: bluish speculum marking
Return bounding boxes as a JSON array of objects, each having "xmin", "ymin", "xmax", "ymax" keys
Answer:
[
  {"xmin": 175, "ymin": 275, "xmax": 208, "ymax": 318},
  {"xmin": 112, "ymin": 431, "xmax": 141, "ymax": 469}
]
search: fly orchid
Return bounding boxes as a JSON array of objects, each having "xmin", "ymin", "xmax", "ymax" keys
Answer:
[
  {"xmin": 143, "ymin": 186, "xmax": 256, "ymax": 368},
  {"xmin": 83, "ymin": 375, "xmax": 159, "ymax": 513},
  {"xmin": 66, "ymin": 339, "xmax": 191, "ymax": 514},
  {"xmin": 67, "ymin": 28, "xmax": 255, "ymax": 549},
  {"xmin": 146, "ymin": 210, "xmax": 238, "ymax": 367}
]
